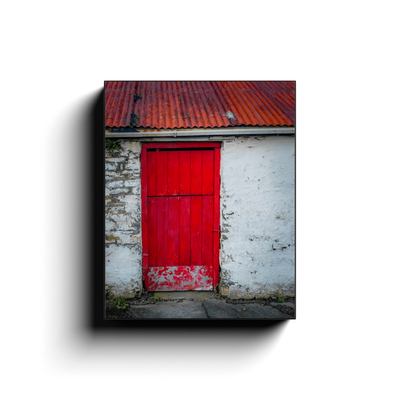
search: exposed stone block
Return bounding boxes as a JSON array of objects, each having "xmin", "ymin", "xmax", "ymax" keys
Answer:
[
  {"xmin": 105, "ymin": 163, "xmax": 117, "ymax": 171},
  {"xmin": 106, "ymin": 180, "xmax": 125, "ymax": 189},
  {"xmin": 106, "ymin": 157, "xmax": 126, "ymax": 163},
  {"xmin": 109, "ymin": 188, "xmax": 130, "ymax": 195}
]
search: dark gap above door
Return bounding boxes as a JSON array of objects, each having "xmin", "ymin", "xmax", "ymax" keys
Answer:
[
  {"xmin": 148, "ymin": 194, "xmax": 214, "ymax": 197},
  {"xmin": 147, "ymin": 148, "xmax": 214, "ymax": 152}
]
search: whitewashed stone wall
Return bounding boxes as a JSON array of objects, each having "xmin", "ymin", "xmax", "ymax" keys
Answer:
[
  {"xmin": 105, "ymin": 136, "xmax": 295, "ymax": 299},
  {"xmin": 105, "ymin": 140, "xmax": 142, "ymax": 298},
  {"xmin": 219, "ymin": 136, "xmax": 295, "ymax": 299}
]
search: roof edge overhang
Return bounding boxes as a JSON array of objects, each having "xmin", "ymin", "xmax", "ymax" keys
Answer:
[{"xmin": 105, "ymin": 126, "xmax": 295, "ymax": 138}]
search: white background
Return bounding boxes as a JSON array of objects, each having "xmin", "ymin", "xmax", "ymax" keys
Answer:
[{"xmin": 1, "ymin": 1, "xmax": 399, "ymax": 399}]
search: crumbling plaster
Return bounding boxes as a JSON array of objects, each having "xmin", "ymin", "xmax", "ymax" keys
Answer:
[{"xmin": 105, "ymin": 141, "xmax": 142, "ymax": 298}]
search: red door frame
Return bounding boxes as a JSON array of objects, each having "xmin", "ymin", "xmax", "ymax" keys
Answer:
[{"xmin": 140, "ymin": 142, "xmax": 221, "ymax": 289}]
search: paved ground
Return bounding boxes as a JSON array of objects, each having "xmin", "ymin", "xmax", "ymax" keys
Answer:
[{"xmin": 106, "ymin": 292, "xmax": 295, "ymax": 320}]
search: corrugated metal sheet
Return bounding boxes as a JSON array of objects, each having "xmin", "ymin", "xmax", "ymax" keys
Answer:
[{"xmin": 105, "ymin": 81, "xmax": 295, "ymax": 129}]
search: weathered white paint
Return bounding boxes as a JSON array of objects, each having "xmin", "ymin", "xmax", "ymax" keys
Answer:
[
  {"xmin": 105, "ymin": 136, "xmax": 295, "ymax": 299},
  {"xmin": 219, "ymin": 136, "xmax": 295, "ymax": 299},
  {"xmin": 106, "ymin": 245, "xmax": 142, "ymax": 297},
  {"xmin": 105, "ymin": 140, "xmax": 142, "ymax": 298}
]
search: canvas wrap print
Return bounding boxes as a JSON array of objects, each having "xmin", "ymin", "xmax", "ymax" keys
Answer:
[{"xmin": 104, "ymin": 81, "xmax": 295, "ymax": 319}]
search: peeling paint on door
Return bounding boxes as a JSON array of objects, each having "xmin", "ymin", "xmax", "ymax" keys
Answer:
[{"xmin": 146, "ymin": 266, "xmax": 214, "ymax": 291}]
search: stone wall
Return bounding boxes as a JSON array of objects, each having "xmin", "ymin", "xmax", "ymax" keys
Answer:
[
  {"xmin": 105, "ymin": 140, "xmax": 142, "ymax": 298},
  {"xmin": 105, "ymin": 136, "xmax": 295, "ymax": 299}
]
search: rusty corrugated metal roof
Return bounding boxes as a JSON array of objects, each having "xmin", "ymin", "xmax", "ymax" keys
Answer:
[{"xmin": 105, "ymin": 81, "xmax": 295, "ymax": 129}]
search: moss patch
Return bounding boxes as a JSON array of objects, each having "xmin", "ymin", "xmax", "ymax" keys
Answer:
[{"xmin": 106, "ymin": 235, "xmax": 120, "ymax": 241}]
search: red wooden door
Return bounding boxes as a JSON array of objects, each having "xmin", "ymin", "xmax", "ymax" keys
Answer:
[{"xmin": 141, "ymin": 142, "xmax": 221, "ymax": 291}]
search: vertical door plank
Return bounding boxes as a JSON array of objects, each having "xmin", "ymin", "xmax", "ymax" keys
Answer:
[
  {"xmin": 168, "ymin": 151, "xmax": 180, "ymax": 195},
  {"xmin": 148, "ymin": 197, "xmax": 157, "ymax": 267},
  {"xmin": 191, "ymin": 196, "xmax": 202, "ymax": 265},
  {"xmin": 202, "ymin": 150, "xmax": 214, "ymax": 195},
  {"xmin": 202, "ymin": 196, "xmax": 213, "ymax": 267},
  {"xmin": 156, "ymin": 151, "xmax": 168, "ymax": 195},
  {"xmin": 147, "ymin": 151, "xmax": 157, "ymax": 196},
  {"xmin": 167, "ymin": 197, "xmax": 180, "ymax": 266},
  {"xmin": 156, "ymin": 197, "xmax": 167, "ymax": 266},
  {"xmin": 179, "ymin": 151, "xmax": 191, "ymax": 195},
  {"xmin": 179, "ymin": 196, "xmax": 191, "ymax": 265},
  {"xmin": 190, "ymin": 150, "xmax": 202, "ymax": 195}
]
